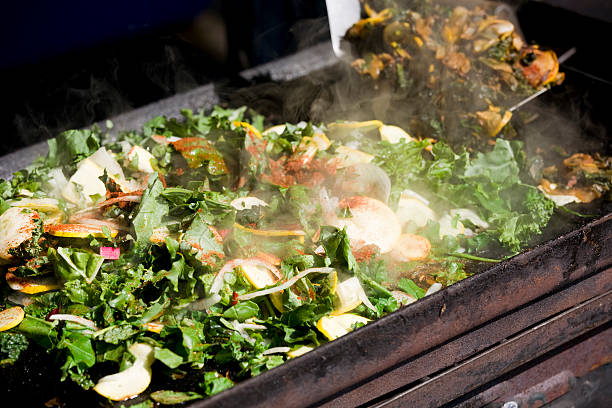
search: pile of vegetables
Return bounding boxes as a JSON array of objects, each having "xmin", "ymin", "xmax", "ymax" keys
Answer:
[
  {"xmin": 0, "ymin": 105, "xmax": 565, "ymax": 405},
  {"xmin": 344, "ymin": 0, "xmax": 565, "ymax": 148}
]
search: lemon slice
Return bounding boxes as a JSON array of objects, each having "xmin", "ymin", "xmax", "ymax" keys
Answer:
[
  {"xmin": 327, "ymin": 120, "xmax": 383, "ymax": 132},
  {"xmin": 143, "ymin": 321, "xmax": 164, "ymax": 334},
  {"xmin": 379, "ymin": 125, "xmax": 413, "ymax": 144},
  {"xmin": 239, "ymin": 262, "xmax": 284, "ymax": 312},
  {"xmin": 44, "ymin": 224, "xmax": 118, "ymax": 238},
  {"xmin": 438, "ymin": 214, "xmax": 465, "ymax": 238},
  {"xmin": 328, "ymin": 270, "xmax": 338, "ymax": 295},
  {"xmin": 287, "ymin": 345, "xmax": 314, "ymax": 358},
  {"xmin": 335, "ymin": 146, "xmax": 374, "ymax": 169},
  {"xmin": 332, "ymin": 277, "xmax": 365, "ymax": 315},
  {"xmin": 94, "ymin": 343, "xmax": 155, "ymax": 401},
  {"xmin": 0, "ymin": 306, "xmax": 25, "ymax": 332},
  {"xmin": 234, "ymin": 121, "xmax": 263, "ymax": 139},
  {"xmin": 262, "ymin": 124, "xmax": 286, "ymax": 136},
  {"xmin": 311, "ymin": 132, "xmax": 331, "ymax": 150},
  {"xmin": 0, "ymin": 207, "xmax": 41, "ymax": 261},
  {"xmin": 239, "ymin": 263, "xmax": 279, "ymax": 289},
  {"xmin": 316, "ymin": 313, "xmax": 370, "ymax": 340},
  {"xmin": 5, "ymin": 272, "xmax": 61, "ymax": 294}
]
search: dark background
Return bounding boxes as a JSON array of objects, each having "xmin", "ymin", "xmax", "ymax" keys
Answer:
[
  {"xmin": 0, "ymin": 0, "xmax": 329, "ymax": 155},
  {"xmin": 1, "ymin": 0, "xmax": 610, "ymax": 156}
]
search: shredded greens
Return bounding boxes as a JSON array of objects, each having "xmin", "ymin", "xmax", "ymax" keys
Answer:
[{"xmin": 0, "ymin": 105, "xmax": 563, "ymax": 405}]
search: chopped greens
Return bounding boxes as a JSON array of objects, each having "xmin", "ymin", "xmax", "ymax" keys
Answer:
[{"xmin": 0, "ymin": 105, "xmax": 566, "ymax": 405}]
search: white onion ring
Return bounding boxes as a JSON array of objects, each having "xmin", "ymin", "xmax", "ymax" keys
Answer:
[
  {"xmin": 48, "ymin": 314, "xmax": 99, "ymax": 330},
  {"xmin": 237, "ymin": 267, "xmax": 335, "ymax": 301}
]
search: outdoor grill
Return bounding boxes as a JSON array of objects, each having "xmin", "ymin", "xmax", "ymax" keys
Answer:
[{"xmin": 0, "ymin": 1, "xmax": 610, "ymax": 407}]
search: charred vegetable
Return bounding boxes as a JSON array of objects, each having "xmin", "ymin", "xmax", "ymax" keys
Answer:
[{"xmin": 345, "ymin": 0, "xmax": 564, "ymax": 148}]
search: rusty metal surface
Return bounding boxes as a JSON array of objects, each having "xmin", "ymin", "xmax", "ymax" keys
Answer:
[
  {"xmin": 456, "ymin": 327, "xmax": 612, "ymax": 408},
  {"xmin": 372, "ymin": 291, "xmax": 612, "ymax": 408},
  {"xmin": 507, "ymin": 370, "xmax": 575, "ymax": 408},
  {"xmin": 318, "ymin": 268, "xmax": 612, "ymax": 407},
  {"xmin": 543, "ymin": 363, "xmax": 612, "ymax": 408},
  {"xmin": 189, "ymin": 215, "xmax": 612, "ymax": 408}
]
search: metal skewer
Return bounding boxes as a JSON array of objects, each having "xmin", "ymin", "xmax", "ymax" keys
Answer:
[{"xmin": 508, "ymin": 47, "xmax": 577, "ymax": 112}]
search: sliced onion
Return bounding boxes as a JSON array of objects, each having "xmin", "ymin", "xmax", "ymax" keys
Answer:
[
  {"xmin": 88, "ymin": 147, "xmax": 125, "ymax": 182},
  {"xmin": 96, "ymin": 195, "xmax": 142, "ymax": 208},
  {"xmin": 188, "ymin": 293, "xmax": 222, "ymax": 312},
  {"xmin": 48, "ymin": 314, "xmax": 99, "ymax": 330},
  {"xmin": 74, "ymin": 218, "xmax": 130, "ymax": 232},
  {"xmin": 359, "ymin": 292, "xmax": 378, "ymax": 314},
  {"xmin": 391, "ymin": 290, "xmax": 417, "ymax": 306},
  {"xmin": 401, "ymin": 189, "xmax": 430, "ymax": 206},
  {"xmin": 210, "ymin": 258, "xmax": 279, "ymax": 296},
  {"xmin": 239, "ymin": 323, "xmax": 266, "ymax": 330},
  {"xmin": 263, "ymin": 347, "xmax": 291, "ymax": 355},
  {"xmin": 450, "ymin": 208, "xmax": 489, "ymax": 229},
  {"xmin": 231, "ymin": 320, "xmax": 255, "ymax": 343},
  {"xmin": 70, "ymin": 208, "xmax": 131, "ymax": 232},
  {"xmin": 237, "ymin": 267, "xmax": 335, "ymax": 301},
  {"xmin": 46, "ymin": 168, "xmax": 69, "ymax": 198},
  {"xmin": 7, "ymin": 292, "xmax": 33, "ymax": 307},
  {"xmin": 425, "ymin": 282, "xmax": 442, "ymax": 296}
]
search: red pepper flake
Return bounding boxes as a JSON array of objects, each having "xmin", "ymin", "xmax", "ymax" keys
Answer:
[
  {"xmin": 176, "ymin": 167, "xmax": 184, "ymax": 176},
  {"xmin": 100, "ymin": 247, "xmax": 120, "ymax": 259},
  {"xmin": 217, "ymin": 229, "xmax": 231, "ymax": 239},
  {"xmin": 208, "ymin": 226, "xmax": 224, "ymax": 244},
  {"xmin": 231, "ymin": 291, "xmax": 239, "ymax": 306},
  {"xmin": 158, "ymin": 172, "xmax": 167, "ymax": 188}
]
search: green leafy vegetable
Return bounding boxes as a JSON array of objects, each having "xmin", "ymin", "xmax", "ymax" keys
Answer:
[
  {"xmin": 150, "ymin": 390, "xmax": 203, "ymax": 405},
  {"xmin": 49, "ymin": 247, "xmax": 104, "ymax": 283}
]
